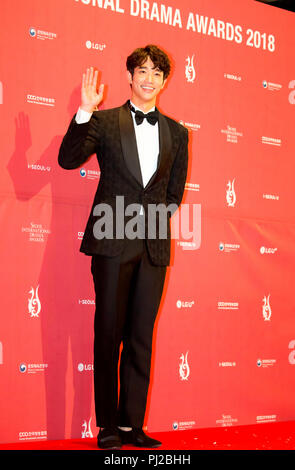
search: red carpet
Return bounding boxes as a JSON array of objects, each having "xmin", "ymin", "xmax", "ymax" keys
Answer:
[{"xmin": 0, "ymin": 421, "xmax": 294, "ymax": 451}]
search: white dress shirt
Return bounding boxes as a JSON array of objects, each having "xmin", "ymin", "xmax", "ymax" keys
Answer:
[{"xmin": 128, "ymin": 101, "xmax": 159, "ymax": 188}]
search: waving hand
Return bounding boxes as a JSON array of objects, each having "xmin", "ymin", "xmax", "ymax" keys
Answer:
[{"xmin": 81, "ymin": 67, "xmax": 104, "ymax": 113}]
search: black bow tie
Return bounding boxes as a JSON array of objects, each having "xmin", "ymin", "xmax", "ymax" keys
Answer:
[{"xmin": 129, "ymin": 103, "xmax": 158, "ymax": 126}]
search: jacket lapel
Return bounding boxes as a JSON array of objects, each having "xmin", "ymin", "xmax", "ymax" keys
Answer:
[
  {"xmin": 145, "ymin": 110, "xmax": 172, "ymax": 190},
  {"xmin": 119, "ymin": 102, "xmax": 143, "ymax": 187}
]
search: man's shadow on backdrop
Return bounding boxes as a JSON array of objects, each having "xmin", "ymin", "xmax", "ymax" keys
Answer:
[{"xmin": 7, "ymin": 86, "xmax": 95, "ymax": 440}]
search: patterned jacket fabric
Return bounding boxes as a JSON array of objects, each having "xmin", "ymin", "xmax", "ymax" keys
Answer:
[{"xmin": 58, "ymin": 101, "xmax": 189, "ymax": 266}]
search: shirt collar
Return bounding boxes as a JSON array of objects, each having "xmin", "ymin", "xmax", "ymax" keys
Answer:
[{"xmin": 130, "ymin": 100, "xmax": 155, "ymax": 113}]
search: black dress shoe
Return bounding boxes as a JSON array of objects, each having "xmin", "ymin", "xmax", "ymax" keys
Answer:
[
  {"xmin": 119, "ymin": 428, "xmax": 162, "ymax": 448},
  {"xmin": 97, "ymin": 427, "xmax": 122, "ymax": 450}
]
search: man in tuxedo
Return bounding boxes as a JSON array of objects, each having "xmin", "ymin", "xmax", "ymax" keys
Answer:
[{"xmin": 58, "ymin": 45, "xmax": 189, "ymax": 449}]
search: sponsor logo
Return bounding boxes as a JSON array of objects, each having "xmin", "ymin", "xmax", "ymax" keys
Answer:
[
  {"xmin": 256, "ymin": 415, "xmax": 277, "ymax": 424},
  {"xmin": 28, "ymin": 286, "xmax": 41, "ymax": 318},
  {"xmin": 262, "ymin": 294, "xmax": 271, "ymax": 321},
  {"xmin": 19, "ymin": 363, "xmax": 27, "ymax": 373},
  {"xmin": 224, "ymin": 73, "xmax": 241, "ymax": 81},
  {"xmin": 29, "ymin": 28, "xmax": 36, "ymax": 37},
  {"xmin": 217, "ymin": 301, "xmax": 239, "ymax": 311},
  {"xmin": 26, "ymin": 94, "xmax": 55, "ymax": 107},
  {"xmin": 260, "ymin": 246, "xmax": 277, "ymax": 255},
  {"xmin": 256, "ymin": 358, "xmax": 276, "ymax": 368},
  {"xmin": 28, "ymin": 164, "xmax": 51, "ymax": 171},
  {"xmin": 221, "ymin": 125, "xmax": 243, "ymax": 143},
  {"xmin": 261, "ymin": 136, "xmax": 281, "ymax": 146},
  {"xmin": 22, "ymin": 223, "xmax": 51, "ymax": 243},
  {"xmin": 219, "ymin": 361, "xmax": 236, "ymax": 367},
  {"xmin": 19, "ymin": 430, "xmax": 47, "ymax": 441},
  {"xmin": 19, "ymin": 363, "xmax": 48, "ymax": 374},
  {"xmin": 179, "ymin": 121, "xmax": 200, "ymax": 132},
  {"xmin": 179, "ymin": 352, "xmax": 190, "ymax": 381},
  {"xmin": 176, "ymin": 300, "xmax": 194, "ymax": 309},
  {"xmin": 176, "ymin": 241, "xmax": 199, "ymax": 250},
  {"xmin": 262, "ymin": 80, "xmax": 282, "ymax": 91},
  {"xmin": 78, "ymin": 363, "xmax": 94, "ymax": 372},
  {"xmin": 226, "ymin": 179, "xmax": 236, "ymax": 207},
  {"xmin": 80, "ymin": 168, "xmax": 100, "ymax": 179},
  {"xmin": 78, "ymin": 299, "xmax": 95, "ymax": 305},
  {"xmin": 219, "ymin": 242, "xmax": 240, "ymax": 253},
  {"xmin": 262, "ymin": 193, "xmax": 279, "ymax": 201},
  {"xmin": 85, "ymin": 40, "xmax": 106, "ymax": 51},
  {"xmin": 216, "ymin": 414, "xmax": 238, "ymax": 426},
  {"xmin": 185, "ymin": 55, "xmax": 196, "ymax": 83},
  {"xmin": 172, "ymin": 420, "xmax": 196, "ymax": 431},
  {"xmin": 82, "ymin": 418, "xmax": 93, "ymax": 438},
  {"xmin": 185, "ymin": 182, "xmax": 200, "ymax": 192},
  {"xmin": 29, "ymin": 27, "xmax": 57, "ymax": 40}
]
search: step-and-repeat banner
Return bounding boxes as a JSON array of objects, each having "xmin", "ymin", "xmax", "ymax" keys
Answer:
[{"xmin": 1, "ymin": 0, "xmax": 295, "ymax": 443}]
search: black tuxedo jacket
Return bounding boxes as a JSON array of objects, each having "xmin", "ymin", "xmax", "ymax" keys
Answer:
[{"xmin": 58, "ymin": 101, "xmax": 188, "ymax": 266}]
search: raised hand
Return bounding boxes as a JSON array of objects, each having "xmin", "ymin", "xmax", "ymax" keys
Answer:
[{"xmin": 81, "ymin": 67, "xmax": 104, "ymax": 113}]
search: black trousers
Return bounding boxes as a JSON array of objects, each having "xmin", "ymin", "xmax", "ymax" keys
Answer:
[{"xmin": 91, "ymin": 238, "xmax": 167, "ymax": 429}]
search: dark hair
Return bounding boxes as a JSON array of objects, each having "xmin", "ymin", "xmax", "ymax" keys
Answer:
[{"xmin": 126, "ymin": 45, "xmax": 171, "ymax": 80}]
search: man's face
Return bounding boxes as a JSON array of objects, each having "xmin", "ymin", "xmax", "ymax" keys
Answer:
[{"xmin": 128, "ymin": 56, "xmax": 166, "ymax": 107}]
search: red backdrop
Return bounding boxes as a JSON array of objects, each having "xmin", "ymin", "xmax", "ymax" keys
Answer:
[{"xmin": 1, "ymin": 0, "xmax": 295, "ymax": 443}]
